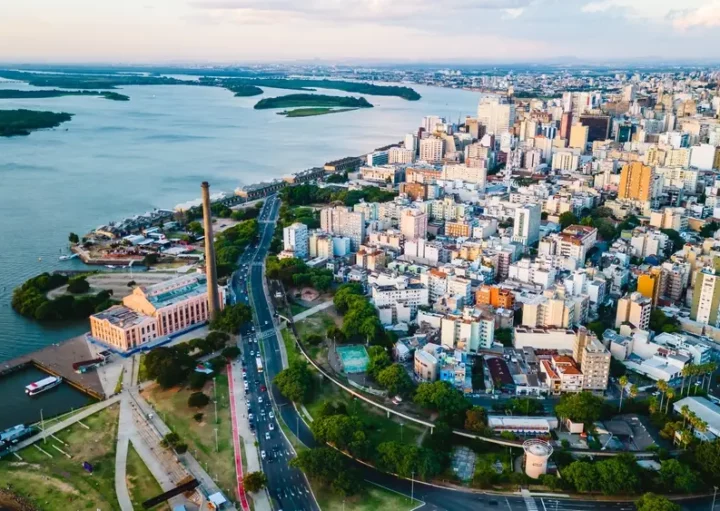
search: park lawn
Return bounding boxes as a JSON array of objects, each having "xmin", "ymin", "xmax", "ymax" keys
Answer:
[
  {"xmin": 282, "ymin": 328, "xmax": 303, "ymax": 367},
  {"xmin": 295, "ymin": 310, "xmax": 340, "ymax": 339},
  {"xmin": 126, "ymin": 444, "xmax": 169, "ymax": 510},
  {"xmin": 142, "ymin": 372, "xmax": 236, "ymax": 501},
  {"xmin": 313, "ymin": 480, "xmax": 421, "ymax": 511},
  {"xmin": 0, "ymin": 405, "xmax": 120, "ymax": 511},
  {"xmin": 289, "ymin": 302, "xmax": 309, "ymax": 317},
  {"xmin": 137, "ymin": 353, "xmax": 149, "ymax": 383}
]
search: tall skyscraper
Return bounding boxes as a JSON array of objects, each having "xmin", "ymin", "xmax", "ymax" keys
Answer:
[
  {"xmin": 579, "ymin": 114, "xmax": 611, "ymax": 142},
  {"xmin": 320, "ymin": 205, "xmax": 366, "ymax": 251},
  {"xmin": 512, "ymin": 203, "xmax": 541, "ymax": 247},
  {"xmin": 559, "ymin": 112, "xmax": 573, "ymax": 140},
  {"xmin": 691, "ymin": 269, "xmax": 720, "ymax": 326},
  {"xmin": 283, "ymin": 222, "xmax": 309, "ymax": 259},
  {"xmin": 477, "ymin": 96, "xmax": 516, "ymax": 136},
  {"xmin": 618, "ymin": 162, "xmax": 653, "ymax": 203}
]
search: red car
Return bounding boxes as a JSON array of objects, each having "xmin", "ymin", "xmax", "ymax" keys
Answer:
[{"xmin": 260, "ymin": 385, "xmax": 267, "ymax": 392}]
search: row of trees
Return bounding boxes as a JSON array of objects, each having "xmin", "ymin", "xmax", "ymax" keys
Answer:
[
  {"xmin": 210, "ymin": 303, "xmax": 252, "ymax": 334},
  {"xmin": 331, "ymin": 283, "xmax": 387, "ymax": 346},
  {"xmin": 280, "ymin": 183, "xmax": 397, "ymax": 208},
  {"xmin": 266, "ymin": 256, "xmax": 334, "ymax": 291},
  {"xmin": 214, "ymin": 218, "xmax": 259, "ymax": 278}
]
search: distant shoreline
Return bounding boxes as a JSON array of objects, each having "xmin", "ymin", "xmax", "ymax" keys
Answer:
[{"xmin": 0, "ymin": 89, "xmax": 128, "ymax": 101}]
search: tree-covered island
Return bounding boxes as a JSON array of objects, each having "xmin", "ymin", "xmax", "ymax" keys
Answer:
[
  {"xmin": 254, "ymin": 94, "xmax": 373, "ymax": 110},
  {"xmin": 0, "ymin": 89, "xmax": 129, "ymax": 101},
  {"xmin": 0, "ymin": 109, "xmax": 73, "ymax": 137}
]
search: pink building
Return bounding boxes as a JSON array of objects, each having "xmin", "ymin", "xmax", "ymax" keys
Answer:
[{"xmin": 90, "ymin": 274, "xmax": 225, "ymax": 351}]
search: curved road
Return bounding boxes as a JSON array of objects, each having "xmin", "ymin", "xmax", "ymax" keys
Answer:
[{"xmin": 238, "ymin": 193, "xmax": 713, "ymax": 511}]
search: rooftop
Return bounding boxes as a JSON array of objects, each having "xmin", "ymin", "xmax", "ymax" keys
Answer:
[{"xmin": 93, "ymin": 305, "xmax": 150, "ymax": 328}]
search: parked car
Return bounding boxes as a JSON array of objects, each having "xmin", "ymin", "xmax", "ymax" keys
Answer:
[{"xmin": 261, "ymin": 450, "xmax": 266, "ymax": 459}]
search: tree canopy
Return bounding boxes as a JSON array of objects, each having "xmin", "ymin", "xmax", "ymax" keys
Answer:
[
  {"xmin": 210, "ymin": 303, "xmax": 252, "ymax": 333},
  {"xmin": 273, "ymin": 360, "xmax": 314, "ymax": 403},
  {"xmin": 376, "ymin": 363, "xmax": 414, "ymax": 397},
  {"xmin": 242, "ymin": 471, "xmax": 268, "ymax": 493},
  {"xmin": 144, "ymin": 345, "xmax": 195, "ymax": 388},
  {"xmin": 635, "ymin": 493, "xmax": 681, "ymax": 511},
  {"xmin": 289, "ymin": 447, "xmax": 360, "ymax": 496},
  {"xmin": 414, "ymin": 381, "xmax": 471, "ymax": 427},
  {"xmin": 555, "ymin": 392, "xmax": 604, "ymax": 425}
]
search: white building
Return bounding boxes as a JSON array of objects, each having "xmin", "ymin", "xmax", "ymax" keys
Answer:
[
  {"xmin": 442, "ymin": 164, "xmax": 487, "ymax": 189},
  {"xmin": 477, "ymin": 97, "xmax": 516, "ymax": 137},
  {"xmin": 400, "ymin": 208, "xmax": 428, "ymax": 241},
  {"xmin": 389, "ymin": 146, "xmax": 415, "ymax": 164},
  {"xmin": 282, "ymin": 222, "xmax": 309, "ymax": 259},
  {"xmin": 551, "ymin": 151, "xmax": 580, "ymax": 172},
  {"xmin": 419, "ymin": 137, "xmax": 444, "ymax": 163},
  {"xmin": 440, "ymin": 308, "xmax": 495, "ymax": 353},
  {"xmin": 690, "ymin": 144, "xmax": 718, "ymax": 170},
  {"xmin": 512, "ymin": 203, "xmax": 541, "ymax": 247},
  {"xmin": 320, "ymin": 205, "xmax": 366, "ymax": 251}
]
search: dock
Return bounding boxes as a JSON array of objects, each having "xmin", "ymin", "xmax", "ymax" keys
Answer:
[{"xmin": 0, "ymin": 336, "xmax": 107, "ymax": 400}]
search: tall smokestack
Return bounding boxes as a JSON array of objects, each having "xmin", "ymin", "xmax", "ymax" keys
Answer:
[{"xmin": 201, "ymin": 181, "xmax": 221, "ymax": 320}]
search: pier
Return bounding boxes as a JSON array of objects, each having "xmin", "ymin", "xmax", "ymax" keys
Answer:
[{"xmin": 0, "ymin": 336, "xmax": 107, "ymax": 400}]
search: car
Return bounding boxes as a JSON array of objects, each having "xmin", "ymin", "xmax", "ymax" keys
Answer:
[
  {"xmin": 269, "ymin": 423, "xmax": 275, "ymax": 431},
  {"xmin": 258, "ymin": 396, "xmax": 263, "ymax": 404},
  {"xmin": 265, "ymin": 320, "xmax": 269, "ymax": 325},
  {"xmin": 242, "ymin": 374, "xmax": 247, "ymax": 381},
  {"xmin": 261, "ymin": 450, "xmax": 266, "ymax": 459},
  {"xmin": 269, "ymin": 411, "xmax": 274, "ymax": 419},
  {"xmin": 260, "ymin": 385, "xmax": 267, "ymax": 392},
  {"xmin": 249, "ymin": 413, "xmax": 254, "ymax": 420},
  {"xmin": 250, "ymin": 351, "xmax": 255, "ymax": 356},
  {"xmin": 265, "ymin": 432, "xmax": 270, "ymax": 440}
]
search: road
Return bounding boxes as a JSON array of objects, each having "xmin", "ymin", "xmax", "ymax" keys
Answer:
[
  {"xmin": 231, "ymin": 195, "xmax": 318, "ymax": 511},
  {"xmin": 229, "ymin": 194, "xmax": 714, "ymax": 511}
]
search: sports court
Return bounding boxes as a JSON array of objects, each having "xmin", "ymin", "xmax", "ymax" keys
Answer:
[{"xmin": 336, "ymin": 345, "xmax": 370, "ymax": 374}]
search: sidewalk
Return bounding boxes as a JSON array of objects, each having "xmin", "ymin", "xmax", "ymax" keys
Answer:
[
  {"xmin": 228, "ymin": 362, "xmax": 272, "ymax": 511},
  {"xmin": 292, "ymin": 300, "xmax": 334, "ymax": 322},
  {"xmin": 115, "ymin": 360, "xmax": 135, "ymax": 511}
]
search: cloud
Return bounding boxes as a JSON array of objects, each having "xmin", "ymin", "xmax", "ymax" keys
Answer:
[
  {"xmin": 581, "ymin": 1, "xmax": 614, "ymax": 13},
  {"xmin": 672, "ymin": 1, "xmax": 720, "ymax": 29}
]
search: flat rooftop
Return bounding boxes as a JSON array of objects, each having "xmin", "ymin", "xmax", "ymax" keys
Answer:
[{"xmin": 94, "ymin": 305, "xmax": 148, "ymax": 328}]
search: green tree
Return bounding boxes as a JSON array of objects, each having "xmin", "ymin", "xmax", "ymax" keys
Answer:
[
  {"xmin": 555, "ymin": 392, "xmax": 604, "ymax": 425},
  {"xmin": 595, "ymin": 455, "xmax": 641, "ymax": 495},
  {"xmin": 243, "ymin": 471, "xmax": 268, "ymax": 493},
  {"xmin": 562, "ymin": 461, "xmax": 597, "ymax": 492},
  {"xmin": 290, "ymin": 447, "xmax": 360, "ymax": 496},
  {"xmin": 187, "ymin": 221, "xmax": 204, "ymax": 235},
  {"xmin": 414, "ymin": 381, "xmax": 471, "ymax": 426},
  {"xmin": 188, "ymin": 372, "xmax": 208, "ymax": 390},
  {"xmin": 694, "ymin": 438, "xmax": 720, "ymax": 483},
  {"xmin": 144, "ymin": 346, "xmax": 194, "ymax": 388},
  {"xmin": 559, "ymin": 212, "xmax": 579, "ymax": 229},
  {"xmin": 376, "ymin": 363, "xmax": 414, "ymax": 396},
  {"xmin": 658, "ymin": 459, "xmax": 702, "ymax": 493},
  {"xmin": 68, "ymin": 232, "xmax": 80, "ymax": 244},
  {"xmin": 274, "ymin": 361, "xmax": 314, "ymax": 403},
  {"xmin": 700, "ymin": 221, "xmax": 720, "ymax": 238},
  {"xmin": 222, "ymin": 346, "xmax": 241, "ymax": 359},
  {"xmin": 188, "ymin": 392, "xmax": 210, "ymax": 408},
  {"xmin": 333, "ymin": 283, "xmax": 365, "ymax": 313},
  {"xmin": 311, "ymin": 413, "xmax": 369, "ymax": 457},
  {"xmin": 635, "ymin": 493, "xmax": 680, "ymax": 511},
  {"xmin": 366, "ymin": 345, "xmax": 392, "ymax": 379},
  {"xmin": 67, "ymin": 276, "xmax": 90, "ymax": 294},
  {"xmin": 495, "ymin": 328, "xmax": 513, "ymax": 347},
  {"xmin": 464, "ymin": 406, "xmax": 488, "ymax": 433},
  {"xmin": 210, "ymin": 303, "xmax": 252, "ymax": 333}
]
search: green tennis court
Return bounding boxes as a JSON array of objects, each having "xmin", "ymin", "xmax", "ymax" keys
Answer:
[{"xmin": 337, "ymin": 345, "xmax": 370, "ymax": 374}]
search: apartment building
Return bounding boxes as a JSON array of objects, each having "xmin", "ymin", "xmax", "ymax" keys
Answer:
[
  {"xmin": 440, "ymin": 308, "xmax": 495, "ymax": 353},
  {"xmin": 539, "ymin": 225, "xmax": 598, "ymax": 263},
  {"xmin": 615, "ymin": 292, "xmax": 652, "ymax": 330},
  {"xmin": 283, "ymin": 222, "xmax": 309, "ymax": 259},
  {"xmin": 441, "ymin": 164, "xmax": 487, "ymax": 188},
  {"xmin": 573, "ymin": 328, "xmax": 610, "ymax": 391},
  {"xmin": 512, "ymin": 203, "xmax": 541, "ymax": 247},
  {"xmin": 320, "ymin": 205, "xmax": 366, "ymax": 251},
  {"xmin": 419, "ymin": 137, "xmax": 445, "ymax": 163},
  {"xmin": 541, "ymin": 355, "xmax": 584, "ymax": 394},
  {"xmin": 476, "ymin": 285, "xmax": 515, "ymax": 309},
  {"xmin": 691, "ymin": 269, "xmax": 720, "ymax": 327},
  {"xmin": 400, "ymin": 208, "xmax": 428, "ymax": 241}
]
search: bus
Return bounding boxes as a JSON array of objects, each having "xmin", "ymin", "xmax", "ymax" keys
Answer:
[{"xmin": 256, "ymin": 357, "xmax": 264, "ymax": 373}]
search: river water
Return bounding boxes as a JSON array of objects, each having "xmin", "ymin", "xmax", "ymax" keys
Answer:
[{"xmin": 0, "ymin": 79, "xmax": 480, "ymax": 362}]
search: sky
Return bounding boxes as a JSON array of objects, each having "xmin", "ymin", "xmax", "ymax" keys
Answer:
[{"xmin": 2, "ymin": 0, "xmax": 720, "ymax": 64}]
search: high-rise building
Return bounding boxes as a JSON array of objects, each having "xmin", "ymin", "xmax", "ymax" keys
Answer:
[
  {"xmin": 618, "ymin": 162, "xmax": 654, "ymax": 203},
  {"xmin": 419, "ymin": 137, "xmax": 444, "ymax": 163},
  {"xmin": 569, "ymin": 124, "xmax": 589, "ymax": 150},
  {"xmin": 477, "ymin": 97, "xmax": 516, "ymax": 136},
  {"xmin": 637, "ymin": 268, "xmax": 662, "ymax": 306},
  {"xmin": 320, "ymin": 205, "xmax": 366, "ymax": 251},
  {"xmin": 399, "ymin": 208, "xmax": 428, "ymax": 241},
  {"xmin": 573, "ymin": 328, "xmax": 610, "ymax": 391},
  {"xmin": 404, "ymin": 133, "xmax": 418, "ymax": 154},
  {"xmin": 476, "ymin": 285, "xmax": 515, "ymax": 309},
  {"xmin": 579, "ymin": 114, "xmax": 611, "ymax": 142},
  {"xmin": 559, "ymin": 112, "xmax": 573, "ymax": 140},
  {"xmin": 283, "ymin": 222, "xmax": 309, "ymax": 259},
  {"xmin": 389, "ymin": 146, "xmax": 415, "ymax": 164},
  {"xmin": 512, "ymin": 204, "xmax": 541, "ymax": 247},
  {"xmin": 615, "ymin": 292, "xmax": 652, "ymax": 330},
  {"xmin": 691, "ymin": 269, "xmax": 720, "ymax": 327},
  {"xmin": 422, "ymin": 116, "xmax": 444, "ymax": 133},
  {"xmin": 623, "ymin": 84, "xmax": 636, "ymax": 102},
  {"xmin": 551, "ymin": 151, "xmax": 580, "ymax": 171}
]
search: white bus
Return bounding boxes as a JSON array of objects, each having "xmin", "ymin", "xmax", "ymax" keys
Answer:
[{"xmin": 256, "ymin": 356, "xmax": 264, "ymax": 373}]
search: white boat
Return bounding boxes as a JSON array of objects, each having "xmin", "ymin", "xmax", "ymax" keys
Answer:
[
  {"xmin": 25, "ymin": 376, "xmax": 62, "ymax": 396},
  {"xmin": 106, "ymin": 265, "xmax": 116, "ymax": 269},
  {"xmin": 59, "ymin": 253, "xmax": 79, "ymax": 261}
]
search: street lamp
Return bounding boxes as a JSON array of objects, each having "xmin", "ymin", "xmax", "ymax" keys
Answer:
[{"xmin": 713, "ymin": 486, "xmax": 718, "ymax": 511}]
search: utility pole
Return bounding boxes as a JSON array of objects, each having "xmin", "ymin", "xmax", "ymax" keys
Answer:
[
  {"xmin": 400, "ymin": 423, "xmax": 404, "ymax": 443},
  {"xmin": 214, "ymin": 377, "xmax": 218, "ymax": 425},
  {"xmin": 214, "ymin": 428, "xmax": 219, "ymax": 453},
  {"xmin": 411, "ymin": 470, "xmax": 415, "ymax": 504},
  {"xmin": 40, "ymin": 409, "xmax": 45, "ymax": 443}
]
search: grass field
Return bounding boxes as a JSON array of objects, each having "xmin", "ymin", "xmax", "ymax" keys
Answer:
[
  {"xmin": 289, "ymin": 302, "xmax": 309, "ymax": 316},
  {"xmin": 282, "ymin": 328, "xmax": 303, "ymax": 367},
  {"xmin": 143, "ymin": 372, "xmax": 236, "ymax": 501},
  {"xmin": 314, "ymin": 480, "xmax": 421, "ymax": 511},
  {"xmin": 126, "ymin": 444, "xmax": 169, "ymax": 510},
  {"xmin": 294, "ymin": 310, "xmax": 340, "ymax": 339},
  {"xmin": 0, "ymin": 405, "xmax": 120, "ymax": 510}
]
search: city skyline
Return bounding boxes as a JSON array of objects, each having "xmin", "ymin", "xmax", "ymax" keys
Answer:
[{"xmin": 3, "ymin": 0, "xmax": 720, "ymax": 63}]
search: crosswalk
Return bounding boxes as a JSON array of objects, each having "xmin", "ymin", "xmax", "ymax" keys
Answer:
[{"xmin": 521, "ymin": 489, "xmax": 539, "ymax": 511}]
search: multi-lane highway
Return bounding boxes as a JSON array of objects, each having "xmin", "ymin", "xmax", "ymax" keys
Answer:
[
  {"xmin": 231, "ymin": 195, "xmax": 318, "ymax": 511},
  {"xmin": 229, "ymin": 194, "xmax": 713, "ymax": 511}
]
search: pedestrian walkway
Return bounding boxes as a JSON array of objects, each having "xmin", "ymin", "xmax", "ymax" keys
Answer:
[
  {"xmin": 115, "ymin": 361, "xmax": 135, "ymax": 511},
  {"xmin": 292, "ymin": 300, "xmax": 334, "ymax": 322},
  {"xmin": 227, "ymin": 362, "xmax": 252, "ymax": 511},
  {"xmin": 521, "ymin": 489, "xmax": 539, "ymax": 511}
]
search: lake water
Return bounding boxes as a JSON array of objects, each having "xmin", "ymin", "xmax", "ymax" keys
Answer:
[{"xmin": 0, "ymin": 80, "xmax": 481, "ymax": 362}]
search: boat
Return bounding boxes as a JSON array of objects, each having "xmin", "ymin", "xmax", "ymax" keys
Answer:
[
  {"xmin": 0, "ymin": 424, "xmax": 35, "ymax": 455},
  {"xmin": 59, "ymin": 253, "xmax": 79, "ymax": 261},
  {"xmin": 25, "ymin": 376, "xmax": 62, "ymax": 396},
  {"xmin": 106, "ymin": 265, "xmax": 116, "ymax": 269}
]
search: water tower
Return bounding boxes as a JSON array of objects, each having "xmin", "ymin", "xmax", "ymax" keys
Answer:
[{"xmin": 523, "ymin": 439, "xmax": 553, "ymax": 479}]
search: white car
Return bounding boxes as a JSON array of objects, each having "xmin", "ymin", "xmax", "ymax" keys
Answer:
[
  {"xmin": 250, "ymin": 351, "xmax": 255, "ymax": 356},
  {"xmin": 265, "ymin": 432, "xmax": 270, "ymax": 440},
  {"xmin": 269, "ymin": 411, "xmax": 274, "ymax": 419},
  {"xmin": 261, "ymin": 450, "xmax": 266, "ymax": 459},
  {"xmin": 269, "ymin": 423, "xmax": 275, "ymax": 431},
  {"xmin": 258, "ymin": 396, "xmax": 263, "ymax": 404}
]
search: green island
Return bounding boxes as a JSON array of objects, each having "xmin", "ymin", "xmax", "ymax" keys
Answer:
[
  {"xmin": 0, "ymin": 109, "xmax": 73, "ymax": 137},
  {"xmin": 255, "ymin": 94, "xmax": 372, "ymax": 110},
  {"xmin": 0, "ymin": 89, "xmax": 128, "ymax": 101},
  {"xmin": 0, "ymin": 69, "xmax": 196, "ymax": 89},
  {"xmin": 221, "ymin": 81, "xmax": 264, "ymax": 97},
  {"xmin": 230, "ymin": 78, "xmax": 421, "ymax": 100},
  {"xmin": 278, "ymin": 107, "xmax": 359, "ymax": 117}
]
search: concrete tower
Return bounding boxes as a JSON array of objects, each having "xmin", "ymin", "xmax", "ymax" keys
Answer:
[
  {"xmin": 201, "ymin": 181, "xmax": 221, "ymax": 320},
  {"xmin": 523, "ymin": 439, "xmax": 553, "ymax": 478}
]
